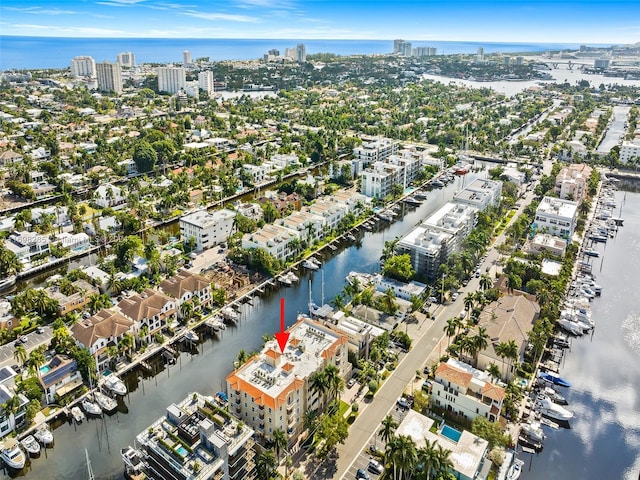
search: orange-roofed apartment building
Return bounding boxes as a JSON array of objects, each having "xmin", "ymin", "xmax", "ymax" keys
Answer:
[
  {"xmin": 117, "ymin": 289, "xmax": 176, "ymax": 343},
  {"xmin": 226, "ymin": 317, "xmax": 349, "ymax": 442},
  {"xmin": 431, "ymin": 359, "xmax": 505, "ymax": 423},
  {"xmin": 70, "ymin": 309, "xmax": 135, "ymax": 373}
]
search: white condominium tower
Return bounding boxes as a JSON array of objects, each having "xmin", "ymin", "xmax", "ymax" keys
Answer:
[
  {"xmin": 96, "ymin": 61, "xmax": 123, "ymax": 94},
  {"xmin": 183, "ymin": 50, "xmax": 192, "ymax": 66},
  {"xmin": 116, "ymin": 51, "xmax": 135, "ymax": 67},
  {"xmin": 198, "ymin": 71, "xmax": 215, "ymax": 97},
  {"xmin": 157, "ymin": 66, "xmax": 186, "ymax": 94},
  {"xmin": 70, "ymin": 56, "xmax": 96, "ymax": 78}
]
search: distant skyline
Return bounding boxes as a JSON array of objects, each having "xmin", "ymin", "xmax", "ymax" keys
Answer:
[{"xmin": 0, "ymin": 0, "xmax": 637, "ymax": 44}]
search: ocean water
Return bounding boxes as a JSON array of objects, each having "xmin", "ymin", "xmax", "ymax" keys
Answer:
[{"xmin": 0, "ymin": 36, "xmax": 592, "ymax": 70}]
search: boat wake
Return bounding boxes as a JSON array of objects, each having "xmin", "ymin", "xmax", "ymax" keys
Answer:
[{"xmin": 621, "ymin": 312, "xmax": 640, "ymax": 355}]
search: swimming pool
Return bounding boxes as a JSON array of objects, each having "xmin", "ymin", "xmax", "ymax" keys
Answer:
[
  {"xmin": 441, "ymin": 425, "xmax": 462, "ymax": 443},
  {"xmin": 175, "ymin": 445, "xmax": 188, "ymax": 457},
  {"xmin": 40, "ymin": 365, "xmax": 51, "ymax": 374}
]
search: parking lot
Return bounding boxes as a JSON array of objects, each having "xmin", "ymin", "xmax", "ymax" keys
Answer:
[{"xmin": 0, "ymin": 326, "xmax": 53, "ymax": 370}]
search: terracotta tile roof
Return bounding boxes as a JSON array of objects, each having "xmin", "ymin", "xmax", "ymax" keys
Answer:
[
  {"xmin": 160, "ymin": 271, "xmax": 210, "ymax": 300},
  {"xmin": 70, "ymin": 309, "xmax": 134, "ymax": 349},
  {"xmin": 481, "ymin": 382, "xmax": 506, "ymax": 402},
  {"xmin": 282, "ymin": 362, "xmax": 294, "ymax": 372},
  {"xmin": 289, "ymin": 338, "xmax": 301, "ymax": 347},
  {"xmin": 118, "ymin": 288, "xmax": 174, "ymax": 322},
  {"xmin": 435, "ymin": 362, "xmax": 472, "ymax": 388},
  {"xmin": 226, "ymin": 373, "xmax": 303, "ymax": 410},
  {"xmin": 265, "ymin": 348, "xmax": 281, "ymax": 360}
]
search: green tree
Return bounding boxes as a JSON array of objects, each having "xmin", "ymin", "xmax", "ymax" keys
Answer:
[
  {"xmin": 316, "ymin": 412, "xmax": 349, "ymax": 459},
  {"xmin": 133, "ymin": 140, "xmax": 158, "ymax": 173},
  {"xmin": 255, "ymin": 449, "xmax": 278, "ymax": 480},
  {"xmin": 272, "ymin": 428, "xmax": 288, "ymax": 461},
  {"xmin": 470, "ymin": 416, "xmax": 510, "ymax": 449},
  {"xmin": 382, "ymin": 254, "xmax": 415, "ymax": 282},
  {"xmin": 378, "ymin": 414, "xmax": 398, "ymax": 444}
]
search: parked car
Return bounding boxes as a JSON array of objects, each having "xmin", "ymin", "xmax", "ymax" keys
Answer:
[
  {"xmin": 368, "ymin": 460, "xmax": 384, "ymax": 474},
  {"xmin": 20, "ymin": 335, "xmax": 28, "ymax": 344},
  {"xmin": 451, "ymin": 292, "xmax": 459, "ymax": 301},
  {"xmin": 397, "ymin": 397, "xmax": 410, "ymax": 409},
  {"xmin": 356, "ymin": 469, "xmax": 371, "ymax": 479},
  {"xmin": 422, "ymin": 380, "xmax": 433, "ymax": 391},
  {"xmin": 347, "ymin": 378, "xmax": 356, "ymax": 388},
  {"xmin": 369, "ymin": 444, "xmax": 383, "ymax": 456},
  {"xmin": 36, "ymin": 327, "xmax": 44, "ymax": 334}
]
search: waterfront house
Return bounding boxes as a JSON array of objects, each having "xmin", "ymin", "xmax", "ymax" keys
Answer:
[
  {"xmin": 39, "ymin": 355, "xmax": 83, "ymax": 404},
  {"xmin": 94, "ymin": 183, "xmax": 127, "ymax": 209},
  {"xmin": 71, "ymin": 309, "xmax": 135, "ymax": 373},
  {"xmin": 554, "ymin": 163, "xmax": 592, "ymax": 202},
  {"xmin": 160, "ymin": 270, "xmax": 212, "ymax": 317},
  {"xmin": 5, "ymin": 230, "xmax": 50, "ymax": 266},
  {"xmin": 0, "ymin": 384, "xmax": 29, "ymax": 439},
  {"xmin": 431, "ymin": 359, "xmax": 505, "ymax": 423},
  {"xmin": 396, "ymin": 409, "xmax": 490, "ymax": 480},
  {"xmin": 534, "ymin": 196, "xmax": 578, "ymax": 240},
  {"xmin": 179, "ymin": 209, "xmax": 236, "ymax": 252},
  {"xmin": 226, "ymin": 317, "xmax": 349, "ymax": 442},
  {"xmin": 241, "ymin": 224, "xmax": 300, "ymax": 262},
  {"xmin": 473, "ymin": 292, "xmax": 540, "ymax": 381},
  {"xmin": 117, "ymin": 289, "xmax": 176, "ymax": 343},
  {"xmin": 46, "ymin": 279, "xmax": 98, "ymax": 316}
]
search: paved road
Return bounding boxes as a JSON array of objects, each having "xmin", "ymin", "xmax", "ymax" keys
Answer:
[{"xmin": 597, "ymin": 105, "xmax": 631, "ymax": 154}]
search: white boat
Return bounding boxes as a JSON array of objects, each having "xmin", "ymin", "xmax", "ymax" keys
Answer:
[
  {"xmin": 1, "ymin": 438, "xmax": 26, "ymax": 469},
  {"xmin": 520, "ymin": 421, "xmax": 545, "ymax": 442},
  {"xmin": 82, "ymin": 396, "xmax": 103, "ymax": 416},
  {"xmin": 93, "ymin": 391, "xmax": 118, "ymax": 413},
  {"xmin": 278, "ymin": 275, "xmax": 292, "ymax": 286},
  {"xmin": 0, "ymin": 275, "xmax": 16, "ymax": 292},
  {"xmin": 184, "ymin": 330, "xmax": 199, "ymax": 343},
  {"xmin": 287, "ymin": 271, "xmax": 299, "ymax": 283},
  {"xmin": 557, "ymin": 317, "xmax": 583, "ymax": 336},
  {"xmin": 221, "ymin": 306, "xmax": 240, "ymax": 322},
  {"xmin": 541, "ymin": 386, "xmax": 568, "ymax": 405},
  {"xmin": 507, "ymin": 459, "xmax": 524, "ymax": 480},
  {"xmin": 104, "ymin": 375, "xmax": 127, "ymax": 396},
  {"xmin": 534, "ymin": 394, "xmax": 573, "ymax": 422},
  {"xmin": 302, "ymin": 259, "xmax": 320, "ymax": 270},
  {"xmin": 34, "ymin": 425, "xmax": 54, "ymax": 445},
  {"xmin": 71, "ymin": 406, "xmax": 86, "ymax": 423},
  {"xmin": 20, "ymin": 435, "xmax": 40, "ymax": 456}
]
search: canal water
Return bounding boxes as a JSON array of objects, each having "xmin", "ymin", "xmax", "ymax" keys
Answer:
[
  {"xmin": 521, "ymin": 189, "xmax": 640, "ymax": 480},
  {"xmin": 4, "ymin": 172, "xmax": 483, "ymax": 479}
]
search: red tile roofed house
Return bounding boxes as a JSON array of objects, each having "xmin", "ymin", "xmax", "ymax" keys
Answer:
[
  {"xmin": 226, "ymin": 317, "xmax": 350, "ymax": 442},
  {"xmin": 70, "ymin": 309, "xmax": 135, "ymax": 373},
  {"xmin": 159, "ymin": 270, "xmax": 212, "ymax": 319},
  {"xmin": 0, "ymin": 149, "xmax": 23, "ymax": 166},
  {"xmin": 431, "ymin": 359, "xmax": 505, "ymax": 422},
  {"xmin": 117, "ymin": 289, "xmax": 176, "ymax": 343}
]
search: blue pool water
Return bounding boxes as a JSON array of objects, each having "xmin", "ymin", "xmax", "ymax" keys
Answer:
[
  {"xmin": 40, "ymin": 365, "xmax": 51, "ymax": 374},
  {"xmin": 441, "ymin": 425, "xmax": 462, "ymax": 443},
  {"xmin": 176, "ymin": 445, "xmax": 188, "ymax": 457}
]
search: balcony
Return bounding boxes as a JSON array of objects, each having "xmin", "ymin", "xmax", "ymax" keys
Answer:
[
  {"xmin": 235, "ymin": 406, "xmax": 241, "ymax": 415},
  {"xmin": 286, "ymin": 404, "xmax": 294, "ymax": 413},
  {"xmin": 235, "ymin": 397, "xmax": 241, "ymax": 405},
  {"xmin": 258, "ymin": 413, "xmax": 264, "ymax": 420}
]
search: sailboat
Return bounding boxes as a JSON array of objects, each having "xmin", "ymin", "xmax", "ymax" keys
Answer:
[{"xmin": 85, "ymin": 448, "xmax": 95, "ymax": 480}]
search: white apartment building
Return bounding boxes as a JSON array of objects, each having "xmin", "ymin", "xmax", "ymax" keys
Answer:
[
  {"xmin": 116, "ymin": 51, "xmax": 135, "ymax": 67},
  {"xmin": 534, "ymin": 196, "xmax": 579, "ymax": 240},
  {"xmin": 396, "ymin": 225, "xmax": 455, "ymax": 279},
  {"xmin": 70, "ymin": 56, "xmax": 96, "ymax": 78},
  {"xmin": 431, "ymin": 359, "xmax": 505, "ymax": 422},
  {"xmin": 353, "ymin": 137, "xmax": 398, "ymax": 172},
  {"xmin": 241, "ymin": 224, "xmax": 299, "ymax": 261},
  {"xmin": 270, "ymin": 153, "xmax": 300, "ymax": 170},
  {"xmin": 157, "ymin": 66, "xmax": 186, "ymax": 94},
  {"xmin": 275, "ymin": 211, "xmax": 325, "ymax": 243},
  {"xmin": 226, "ymin": 317, "xmax": 349, "ymax": 441},
  {"xmin": 183, "ymin": 50, "xmax": 192, "ymax": 66},
  {"xmin": 360, "ymin": 162, "xmax": 403, "ymax": 198},
  {"xmin": 453, "ymin": 178, "xmax": 503, "ymax": 210},
  {"xmin": 198, "ymin": 70, "xmax": 215, "ymax": 97},
  {"xmin": 620, "ymin": 140, "xmax": 640, "ymax": 163},
  {"xmin": 304, "ymin": 198, "xmax": 348, "ymax": 231},
  {"xmin": 243, "ymin": 164, "xmax": 269, "ymax": 184},
  {"xmin": 180, "ymin": 209, "xmax": 236, "ymax": 251},
  {"xmin": 554, "ymin": 164, "xmax": 592, "ymax": 201},
  {"xmin": 94, "ymin": 183, "xmax": 126, "ymax": 209},
  {"xmin": 96, "ymin": 61, "xmax": 123, "ymax": 94},
  {"xmin": 423, "ymin": 202, "xmax": 478, "ymax": 238},
  {"xmin": 130, "ymin": 392, "xmax": 256, "ymax": 480},
  {"xmin": 372, "ymin": 274, "xmax": 428, "ymax": 301}
]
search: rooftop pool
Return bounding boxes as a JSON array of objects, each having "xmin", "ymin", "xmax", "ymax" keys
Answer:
[{"xmin": 441, "ymin": 424, "xmax": 462, "ymax": 443}]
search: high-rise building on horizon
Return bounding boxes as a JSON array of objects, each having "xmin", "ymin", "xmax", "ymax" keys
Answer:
[
  {"xmin": 393, "ymin": 39, "xmax": 404, "ymax": 54},
  {"xmin": 96, "ymin": 61, "xmax": 122, "ymax": 94},
  {"xmin": 476, "ymin": 47, "xmax": 485, "ymax": 62},
  {"xmin": 157, "ymin": 66, "xmax": 186, "ymax": 94},
  {"xmin": 198, "ymin": 70, "xmax": 214, "ymax": 97},
  {"xmin": 296, "ymin": 43, "xmax": 306, "ymax": 63},
  {"xmin": 70, "ymin": 56, "xmax": 96, "ymax": 78},
  {"xmin": 116, "ymin": 51, "xmax": 135, "ymax": 68},
  {"xmin": 183, "ymin": 50, "xmax": 192, "ymax": 66}
]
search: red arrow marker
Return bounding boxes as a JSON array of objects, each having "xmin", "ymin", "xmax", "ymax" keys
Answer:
[{"xmin": 274, "ymin": 297, "xmax": 290, "ymax": 353}]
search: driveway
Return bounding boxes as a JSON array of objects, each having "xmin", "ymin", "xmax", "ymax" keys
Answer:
[{"xmin": 0, "ymin": 326, "xmax": 53, "ymax": 370}]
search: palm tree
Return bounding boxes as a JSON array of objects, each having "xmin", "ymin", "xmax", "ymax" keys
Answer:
[
  {"xmin": 503, "ymin": 339, "xmax": 519, "ymax": 377},
  {"xmin": 235, "ymin": 349, "xmax": 249, "ymax": 368},
  {"xmin": 495, "ymin": 341, "xmax": 509, "ymax": 376},
  {"xmin": 255, "ymin": 449, "xmax": 278, "ymax": 479},
  {"xmin": 303, "ymin": 409, "xmax": 318, "ymax": 434},
  {"xmin": 487, "ymin": 363, "xmax": 502, "ymax": 383},
  {"xmin": 506, "ymin": 273, "xmax": 521, "ymax": 294},
  {"xmin": 272, "ymin": 428, "xmax": 288, "ymax": 461},
  {"xmin": 382, "ymin": 288, "xmax": 399, "ymax": 315},
  {"xmin": 13, "ymin": 344, "xmax": 27, "ymax": 366},
  {"xmin": 434, "ymin": 444, "xmax": 453, "ymax": 477},
  {"xmin": 463, "ymin": 293, "xmax": 475, "ymax": 318},
  {"xmin": 324, "ymin": 364, "xmax": 344, "ymax": 404},
  {"xmin": 309, "ymin": 369, "xmax": 328, "ymax": 410},
  {"xmin": 443, "ymin": 318, "xmax": 458, "ymax": 347},
  {"xmin": 27, "ymin": 347, "xmax": 46, "ymax": 377},
  {"xmin": 378, "ymin": 414, "xmax": 398, "ymax": 445},
  {"xmin": 394, "ymin": 435, "xmax": 417, "ymax": 480},
  {"xmin": 416, "ymin": 439, "xmax": 438, "ymax": 480},
  {"xmin": 472, "ymin": 326, "xmax": 490, "ymax": 366},
  {"xmin": 479, "ymin": 273, "xmax": 493, "ymax": 291}
]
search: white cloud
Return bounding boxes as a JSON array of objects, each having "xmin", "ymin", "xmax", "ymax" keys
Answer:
[
  {"xmin": 234, "ymin": 0, "xmax": 295, "ymax": 8},
  {"xmin": 3, "ymin": 6, "xmax": 79, "ymax": 15},
  {"xmin": 180, "ymin": 10, "xmax": 260, "ymax": 23},
  {"xmin": 10, "ymin": 23, "xmax": 126, "ymax": 36},
  {"xmin": 95, "ymin": 0, "xmax": 146, "ymax": 7}
]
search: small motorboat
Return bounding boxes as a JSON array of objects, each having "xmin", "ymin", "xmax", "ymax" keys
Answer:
[
  {"xmin": 104, "ymin": 375, "xmax": 127, "ymax": 396},
  {"xmin": 20, "ymin": 435, "xmax": 40, "ymax": 456},
  {"xmin": 34, "ymin": 426, "xmax": 54, "ymax": 446},
  {"xmin": 538, "ymin": 371, "xmax": 571, "ymax": 388},
  {"xmin": 221, "ymin": 306, "xmax": 240, "ymax": 322},
  {"xmin": 0, "ymin": 275, "xmax": 16, "ymax": 292},
  {"xmin": 534, "ymin": 394, "xmax": 574, "ymax": 422},
  {"xmin": 302, "ymin": 259, "xmax": 320, "ymax": 270},
  {"xmin": 541, "ymin": 386, "xmax": 568, "ymax": 405},
  {"xmin": 507, "ymin": 459, "xmax": 524, "ymax": 480},
  {"xmin": 184, "ymin": 330, "xmax": 199, "ymax": 343},
  {"xmin": 71, "ymin": 406, "xmax": 86, "ymax": 423},
  {"xmin": 82, "ymin": 396, "xmax": 103, "ymax": 416},
  {"xmin": 520, "ymin": 421, "xmax": 545, "ymax": 442},
  {"xmin": 583, "ymin": 249, "xmax": 599, "ymax": 258},
  {"xmin": 94, "ymin": 391, "xmax": 118, "ymax": 413},
  {"xmin": 1, "ymin": 438, "xmax": 26, "ymax": 469}
]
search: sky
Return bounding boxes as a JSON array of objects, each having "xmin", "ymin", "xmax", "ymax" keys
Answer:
[{"xmin": 0, "ymin": 0, "xmax": 638, "ymax": 44}]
